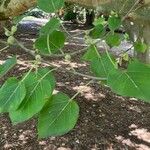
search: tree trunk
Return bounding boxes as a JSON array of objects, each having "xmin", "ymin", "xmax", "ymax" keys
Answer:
[
  {"xmin": 124, "ymin": 19, "xmax": 150, "ymax": 64},
  {"xmin": 0, "ymin": 0, "xmax": 36, "ymax": 20},
  {"xmin": 85, "ymin": 9, "xmax": 95, "ymax": 27},
  {"xmin": 136, "ymin": 22, "xmax": 150, "ymax": 64}
]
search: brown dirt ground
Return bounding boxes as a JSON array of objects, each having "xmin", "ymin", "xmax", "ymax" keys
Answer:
[{"xmin": 0, "ymin": 22, "xmax": 150, "ymax": 150}]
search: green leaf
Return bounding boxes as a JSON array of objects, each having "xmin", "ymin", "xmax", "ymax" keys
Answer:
[
  {"xmin": 134, "ymin": 42, "xmax": 147, "ymax": 53},
  {"xmin": 9, "ymin": 68, "xmax": 55, "ymax": 124},
  {"xmin": 89, "ymin": 24, "xmax": 105, "ymax": 39},
  {"xmin": 38, "ymin": 93, "xmax": 79, "ymax": 138},
  {"xmin": 38, "ymin": 0, "xmax": 64, "ymax": 13},
  {"xmin": 91, "ymin": 53, "xmax": 117, "ymax": 78},
  {"xmin": 40, "ymin": 18, "xmax": 60, "ymax": 35},
  {"xmin": 108, "ymin": 60, "xmax": 150, "ymax": 102},
  {"xmin": 106, "ymin": 33, "xmax": 121, "ymax": 47},
  {"xmin": 37, "ymin": 68, "xmax": 56, "ymax": 91},
  {"xmin": 0, "ymin": 78, "xmax": 26, "ymax": 113},
  {"xmin": 0, "ymin": 57, "xmax": 17, "ymax": 78},
  {"xmin": 108, "ymin": 16, "xmax": 121, "ymax": 31},
  {"xmin": 35, "ymin": 30, "xmax": 66, "ymax": 54},
  {"xmin": 82, "ymin": 45, "xmax": 100, "ymax": 62},
  {"xmin": 122, "ymin": 53, "xmax": 129, "ymax": 61},
  {"xmin": 93, "ymin": 17, "xmax": 106, "ymax": 26}
]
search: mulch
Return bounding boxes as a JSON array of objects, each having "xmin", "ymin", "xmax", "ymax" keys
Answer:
[{"xmin": 0, "ymin": 22, "xmax": 150, "ymax": 150}]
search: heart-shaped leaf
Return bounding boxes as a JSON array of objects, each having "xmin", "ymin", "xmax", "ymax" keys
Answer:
[
  {"xmin": 10, "ymin": 68, "xmax": 55, "ymax": 124},
  {"xmin": 35, "ymin": 30, "xmax": 65, "ymax": 54},
  {"xmin": 38, "ymin": 0, "xmax": 64, "ymax": 13},
  {"xmin": 108, "ymin": 60, "xmax": 150, "ymax": 102},
  {"xmin": 0, "ymin": 78, "xmax": 26, "ymax": 113},
  {"xmin": 0, "ymin": 57, "xmax": 17, "ymax": 78},
  {"xmin": 38, "ymin": 93, "xmax": 79, "ymax": 138}
]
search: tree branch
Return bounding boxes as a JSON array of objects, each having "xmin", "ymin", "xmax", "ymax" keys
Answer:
[
  {"xmin": 15, "ymin": 38, "xmax": 106, "ymax": 81},
  {"xmin": 15, "ymin": 39, "xmax": 87, "ymax": 58}
]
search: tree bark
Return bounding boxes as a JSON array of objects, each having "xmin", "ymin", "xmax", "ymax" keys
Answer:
[
  {"xmin": 85, "ymin": 9, "xmax": 95, "ymax": 27},
  {"xmin": 0, "ymin": 0, "xmax": 36, "ymax": 20},
  {"xmin": 135, "ymin": 22, "xmax": 150, "ymax": 64},
  {"xmin": 0, "ymin": 0, "xmax": 149, "ymax": 20},
  {"xmin": 0, "ymin": 0, "xmax": 108, "ymax": 20},
  {"xmin": 124, "ymin": 19, "xmax": 150, "ymax": 64}
]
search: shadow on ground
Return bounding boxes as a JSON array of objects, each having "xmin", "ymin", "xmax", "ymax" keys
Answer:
[{"xmin": 0, "ymin": 18, "xmax": 150, "ymax": 150}]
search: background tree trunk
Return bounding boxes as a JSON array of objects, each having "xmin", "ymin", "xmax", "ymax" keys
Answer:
[
  {"xmin": 124, "ymin": 19, "xmax": 150, "ymax": 64},
  {"xmin": 85, "ymin": 9, "xmax": 95, "ymax": 27},
  {"xmin": 136, "ymin": 22, "xmax": 150, "ymax": 64}
]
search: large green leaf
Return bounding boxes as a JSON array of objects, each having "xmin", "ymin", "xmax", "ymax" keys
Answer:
[
  {"xmin": 83, "ymin": 46, "xmax": 117, "ymax": 79},
  {"xmin": 108, "ymin": 16, "xmax": 121, "ymax": 31},
  {"xmin": 37, "ymin": 68, "xmax": 56, "ymax": 91},
  {"xmin": 0, "ymin": 57, "xmax": 17, "ymax": 78},
  {"xmin": 0, "ymin": 78, "xmax": 26, "ymax": 113},
  {"xmin": 108, "ymin": 60, "xmax": 150, "ymax": 102},
  {"xmin": 82, "ymin": 45, "xmax": 100, "ymax": 62},
  {"xmin": 134, "ymin": 41, "xmax": 147, "ymax": 53},
  {"xmin": 93, "ymin": 17, "xmax": 106, "ymax": 26},
  {"xmin": 40, "ymin": 18, "xmax": 60, "ymax": 35},
  {"xmin": 38, "ymin": 93, "xmax": 79, "ymax": 138},
  {"xmin": 38, "ymin": 0, "xmax": 64, "ymax": 13},
  {"xmin": 89, "ymin": 24, "xmax": 105, "ymax": 39},
  {"xmin": 10, "ymin": 68, "xmax": 56, "ymax": 124},
  {"xmin": 106, "ymin": 33, "xmax": 121, "ymax": 47},
  {"xmin": 91, "ymin": 53, "xmax": 117, "ymax": 78},
  {"xmin": 35, "ymin": 30, "xmax": 66, "ymax": 54}
]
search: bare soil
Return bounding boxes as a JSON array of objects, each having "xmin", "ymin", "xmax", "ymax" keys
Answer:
[{"xmin": 0, "ymin": 21, "xmax": 150, "ymax": 150}]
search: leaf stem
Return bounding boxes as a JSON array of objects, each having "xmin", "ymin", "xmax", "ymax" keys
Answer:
[
  {"xmin": 47, "ymin": 34, "xmax": 52, "ymax": 55},
  {"xmin": 69, "ymin": 80, "xmax": 93, "ymax": 102},
  {"xmin": 0, "ymin": 46, "xmax": 9, "ymax": 52}
]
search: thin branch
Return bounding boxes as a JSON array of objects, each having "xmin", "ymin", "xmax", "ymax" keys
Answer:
[
  {"xmin": 118, "ymin": 45, "xmax": 134, "ymax": 56},
  {"xmin": 121, "ymin": 0, "xmax": 141, "ymax": 21},
  {"xmin": 15, "ymin": 39, "xmax": 35, "ymax": 56},
  {"xmin": 69, "ymin": 80, "xmax": 93, "ymax": 102},
  {"xmin": 0, "ymin": 45, "xmax": 9, "ymax": 52},
  {"xmin": 42, "ymin": 47, "xmax": 87, "ymax": 58},
  {"xmin": 15, "ymin": 38, "xmax": 106, "ymax": 81},
  {"xmin": 15, "ymin": 38, "xmax": 87, "ymax": 58}
]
